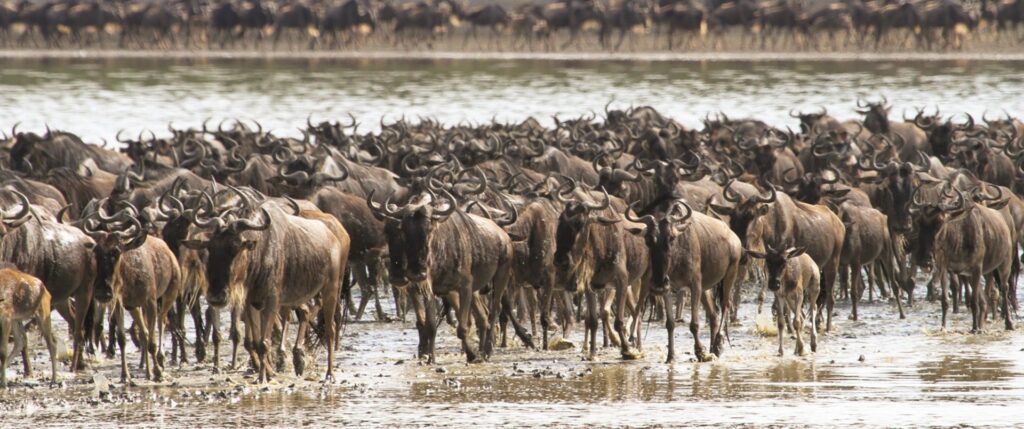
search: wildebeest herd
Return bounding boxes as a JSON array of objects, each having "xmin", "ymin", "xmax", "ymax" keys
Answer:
[
  {"xmin": 0, "ymin": 0, "xmax": 1021, "ymax": 51},
  {"xmin": 0, "ymin": 100, "xmax": 1020, "ymax": 385}
]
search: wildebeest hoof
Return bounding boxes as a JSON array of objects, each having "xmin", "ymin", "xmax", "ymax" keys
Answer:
[
  {"xmin": 621, "ymin": 349, "xmax": 643, "ymax": 360},
  {"xmin": 697, "ymin": 353, "xmax": 717, "ymax": 363},
  {"xmin": 196, "ymin": 343, "xmax": 207, "ymax": 363}
]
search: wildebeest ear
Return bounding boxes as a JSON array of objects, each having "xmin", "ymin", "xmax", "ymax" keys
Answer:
[
  {"xmin": 241, "ymin": 240, "xmax": 258, "ymax": 250},
  {"xmin": 825, "ymin": 188, "xmax": 850, "ymax": 198},
  {"xmin": 987, "ymin": 199, "xmax": 1010, "ymax": 210},
  {"xmin": 743, "ymin": 249, "xmax": 766, "ymax": 259},
  {"xmin": 507, "ymin": 232, "xmax": 528, "ymax": 242},
  {"xmin": 83, "ymin": 240, "xmax": 96, "ymax": 250},
  {"xmin": 708, "ymin": 203, "xmax": 733, "ymax": 216},
  {"xmin": 918, "ymin": 173, "xmax": 941, "ymax": 184},
  {"xmin": 181, "ymin": 239, "xmax": 207, "ymax": 250},
  {"xmin": 786, "ymin": 247, "xmax": 807, "ymax": 258},
  {"xmin": 754, "ymin": 204, "xmax": 771, "ymax": 217},
  {"xmin": 624, "ymin": 225, "xmax": 646, "ymax": 236}
]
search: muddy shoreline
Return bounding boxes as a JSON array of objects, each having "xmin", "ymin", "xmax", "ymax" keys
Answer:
[{"xmin": 1, "ymin": 282, "xmax": 1021, "ymax": 427}]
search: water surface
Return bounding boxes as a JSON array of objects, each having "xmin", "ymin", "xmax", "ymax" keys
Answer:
[{"xmin": 1, "ymin": 57, "xmax": 1023, "ymax": 140}]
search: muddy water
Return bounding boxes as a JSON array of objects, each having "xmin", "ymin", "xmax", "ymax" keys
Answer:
[
  {"xmin": 0, "ymin": 280, "xmax": 1021, "ymax": 427},
  {"xmin": 1, "ymin": 57, "xmax": 1024, "ymax": 141}
]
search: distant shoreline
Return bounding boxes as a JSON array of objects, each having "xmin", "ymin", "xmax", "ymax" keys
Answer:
[{"xmin": 3, "ymin": 49, "xmax": 1024, "ymax": 62}]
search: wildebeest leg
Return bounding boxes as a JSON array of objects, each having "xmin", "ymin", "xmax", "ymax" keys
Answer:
[
  {"xmin": 191, "ymin": 299, "xmax": 206, "ymax": 362},
  {"xmin": 70, "ymin": 285, "xmax": 93, "ymax": 372},
  {"xmin": 539, "ymin": 282, "xmax": 555, "ymax": 350},
  {"xmin": 583, "ymin": 290, "xmax": 599, "ymax": 360},
  {"xmin": 148, "ymin": 298, "xmax": 165, "ymax": 381},
  {"xmin": 273, "ymin": 311, "xmax": 290, "ymax": 373},
  {"xmin": 12, "ymin": 322, "xmax": 26, "ymax": 377},
  {"xmin": 353, "ymin": 265, "xmax": 373, "ymax": 321},
  {"xmin": 998, "ymin": 271, "xmax": 1014, "ymax": 330},
  {"xmin": 775, "ymin": 296, "xmax": 785, "ymax": 356},
  {"xmin": 629, "ymin": 282, "xmax": 650, "ymax": 350},
  {"xmin": 847, "ymin": 264, "xmax": 859, "ymax": 321},
  {"xmin": 292, "ymin": 305, "xmax": 311, "ymax": 376},
  {"xmin": 207, "ymin": 306, "xmax": 221, "ymax": 369},
  {"xmin": 128, "ymin": 307, "xmax": 151, "ymax": 380},
  {"xmin": 599, "ymin": 287, "xmax": 620, "ymax": 348},
  {"xmin": 255, "ymin": 299, "xmax": 280, "ymax": 383},
  {"xmin": 0, "ymin": 318, "xmax": 8, "ymax": 387},
  {"xmin": 456, "ymin": 282, "xmax": 480, "ymax": 362},
  {"xmin": 411, "ymin": 285, "xmax": 430, "ymax": 360},
  {"xmin": 969, "ymin": 273, "xmax": 983, "ymax": 333},
  {"xmin": 37, "ymin": 294, "xmax": 58, "ymax": 383},
  {"xmin": 880, "ymin": 249, "xmax": 905, "ymax": 319},
  {"xmin": 422, "ymin": 284, "xmax": 438, "ymax": 363},
  {"xmin": 115, "ymin": 303, "xmax": 130, "ymax": 383},
  {"xmin": 689, "ymin": 283, "xmax": 708, "ymax": 361},
  {"xmin": 663, "ymin": 290, "xmax": 676, "ymax": 363},
  {"xmin": 501, "ymin": 291, "xmax": 535, "ymax": 349},
  {"xmin": 952, "ymin": 274, "xmax": 962, "ymax": 314},
  {"xmin": 370, "ymin": 260, "xmax": 388, "ymax": 321},
  {"xmin": 705, "ymin": 289, "xmax": 724, "ymax": 358},
  {"xmin": 560, "ymin": 291, "xmax": 575, "ymax": 339},
  {"xmin": 230, "ymin": 306, "xmax": 244, "ymax": 370},
  {"xmin": 730, "ymin": 264, "xmax": 745, "ymax": 324},
  {"xmin": 793, "ymin": 290, "xmax": 807, "ymax": 356},
  {"xmin": 614, "ymin": 277, "xmax": 638, "ymax": 359}
]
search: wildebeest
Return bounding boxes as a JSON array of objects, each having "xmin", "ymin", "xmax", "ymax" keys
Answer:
[
  {"xmin": 321, "ymin": 0, "xmax": 377, "ymax": 48},
  {"xmin": 745, "ymin": 244, "xmax": 819, "ymax": 356},
  {"xmin": 370, "ymin": 189, "xmax": 515, "ymax": 363},
  {"xmin": 83, "ymin": 204, "xmax": 181, "ymax": 382},
  {"xmin": 184, "ymin": 187, "xmax": 349, "ymax": 382},
  {"xmin": 925, "ymin": 186, "xmax": 1015, "ymax": 332},
  {"xmin": 709, "ymin": 181, "xmax": 845, "ymax": 331},
  {"xmin": 625, "ymin": 199, "xmax": 740, "ymax": 362},
  {"xmin": 0, "ymin": 265, "xmax": 58, "ymax": 387}
]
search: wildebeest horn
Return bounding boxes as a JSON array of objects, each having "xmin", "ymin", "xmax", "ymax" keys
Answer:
[
  {"xmin": 754, "ymin": 183, "xmax": 777, "ymax": 203},
  {"xmin": 667, "ymin": 200, "xmax": 693, "ymax": 227},
  {"xmin": 231, "ymin": 207, "xmax": 272, "ymax": 233},
  {"xmin": 56, "ymin": 204, "xmax": 71, "ymax": 224},
  {"xmin": 431, "ymin": 190, "xmax": 458, "ymax": 221},
  {"xmin": 1, "ymin": 190, "xmax": 33, "ymax": 229},
  {"xmin": 624, "ymin": 202, "xmax": 655, "ymax": 227},
  {"xmin": 582, "ymin": 188, "xmax": 611, "ymax": 211},
  {"xmin": 158, "ymin": 192, "xmax": 184, "ymax": 219},
  {"xmin": 116, "ymin": 129, "xmax": 131, "ymax": 143},
  {"xmin": 913, "ymin": 108, "xmax": 936, "ymax": 131},
  {"xmin": 910, "ymin": 185, "xmax": 925, "ymax": 208},
  {"xmin": 366, "ymin": 190, "xmax": 403, "ymax": 220},
  {"xmin": 723, "ymin": 179, "xmax": 742, "ymax": 203},
  {"xmin": 941, "ymin": 186, "xmax": 967, "ymax": 213},
  {"xmin": 782, "ymin": 168, "xmax": 800, "ymax": 186}
]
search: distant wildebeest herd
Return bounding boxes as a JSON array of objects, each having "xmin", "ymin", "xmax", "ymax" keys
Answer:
[
  {"xmin": 0, "ymin": 0, "xmax": 1022, "ymax": 51},
  {"xmin": 0, "ymin": 100, "xmax": 1020, "ymax": 385}
]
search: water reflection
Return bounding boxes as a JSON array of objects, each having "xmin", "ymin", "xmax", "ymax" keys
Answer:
[
  {"xmin": 1, "ymin": 58, "xmax": 1024, "ymax": 141},
  {"xmin": 918, "ymin": 355, "xmax": 1016, "ymax": 383}
]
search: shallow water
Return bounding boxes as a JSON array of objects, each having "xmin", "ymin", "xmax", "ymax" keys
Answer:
[
  {"xmin": 0, "ymin": 280, "xmax": 1022, "ymax": 428},
  {"xmin": 1, "ymin": 57, "xmax": 1024, "ymax": 141}
]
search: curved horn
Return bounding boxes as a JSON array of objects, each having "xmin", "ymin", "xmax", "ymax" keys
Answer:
[
  {"xmin": 230, "ymin": 207, "xmax": 272, "ymax": 233},
  {"xmin": 723, "ymin": 179, "xmax": 742, "ymax": 203},
  {"xmin": 1, "ymin": 190, "xmax": 33, "ymax": 229},
  {"xmin": 754, "ymin": 183, "xmax": 777, "ymax": 204}
]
